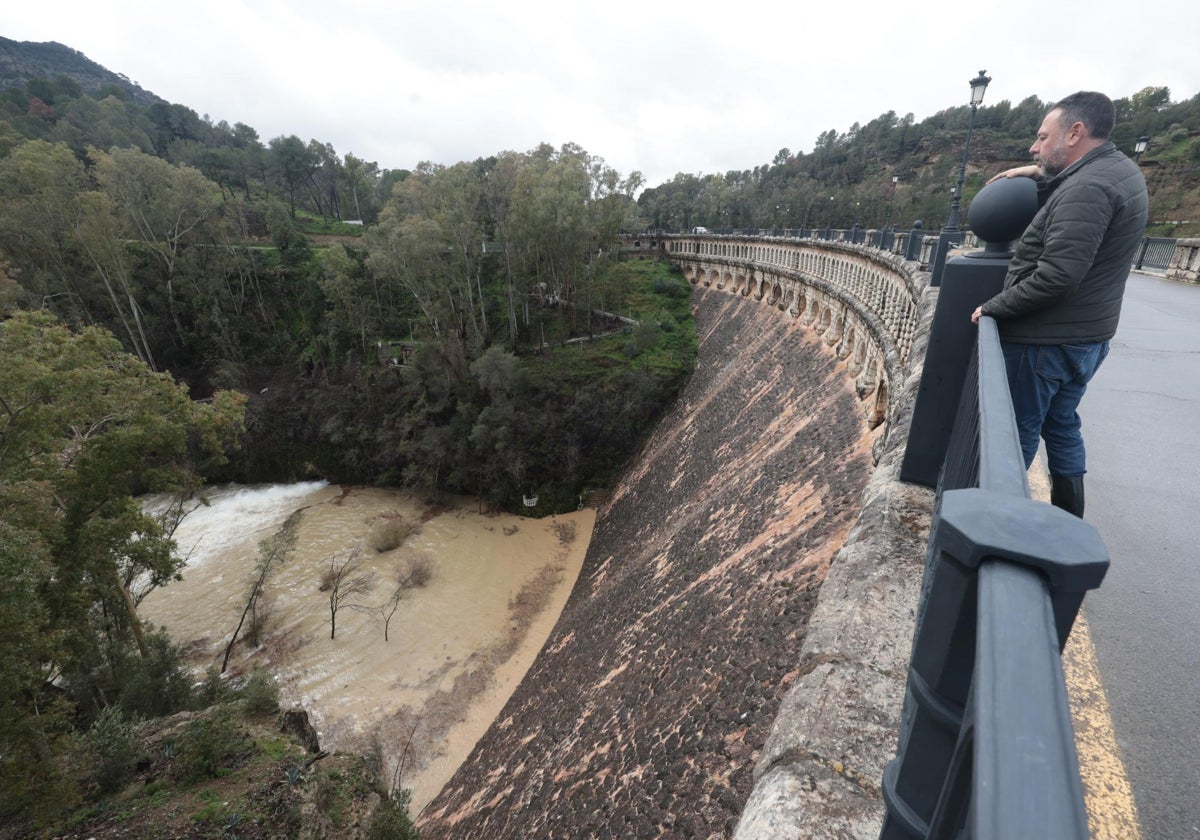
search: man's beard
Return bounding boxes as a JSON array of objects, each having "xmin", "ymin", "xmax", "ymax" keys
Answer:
[{"xmin": 1038, "ymin": 141, "xmax": 1069, "ymax": 176}]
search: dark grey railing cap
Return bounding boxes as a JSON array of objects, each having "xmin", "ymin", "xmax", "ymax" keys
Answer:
[{"xmin": 968, "ymin": 176, "xmax": 1039, "ymax": 247}]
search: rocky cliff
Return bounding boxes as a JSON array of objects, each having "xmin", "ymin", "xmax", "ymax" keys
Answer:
[{"xmin": 417, "ymin": 285, "xmax": 876, "ymax": 838}]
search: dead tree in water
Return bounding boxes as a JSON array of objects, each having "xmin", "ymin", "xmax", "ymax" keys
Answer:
[
  {"xmin": 382, "ymin": 555, "xmax": 433, "ymax": 642},
  {"xmin": 322, "ymin": 547, "xmax": 378, "ymax": 639},
  {"xmin": 221, "ymin": 510, "xmax": 302, "ymax": 672}
]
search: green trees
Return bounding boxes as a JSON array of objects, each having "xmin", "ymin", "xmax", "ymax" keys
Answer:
[
  {"xmin": 363, "ymin": 143, "xmax": 641, "ymax": 353},
  {"xmin": 0, "ymin": 310, "xmax": 245, "ymax": 813}
]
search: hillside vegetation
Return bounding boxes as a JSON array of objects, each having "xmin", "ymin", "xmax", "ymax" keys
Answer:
[{"xmin": 636, "ymin": 85, "xmax": 1200, "ymax": 238}]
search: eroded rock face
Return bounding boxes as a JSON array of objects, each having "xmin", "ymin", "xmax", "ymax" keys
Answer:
[{"xmin": 418, "ymin": 287, "xmax": 874, "ymax": 839}]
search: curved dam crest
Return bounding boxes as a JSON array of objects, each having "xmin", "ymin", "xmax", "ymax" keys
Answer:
[{"xmin": 418, "ymin": 284, "xmax": 877, "ymax": 837}]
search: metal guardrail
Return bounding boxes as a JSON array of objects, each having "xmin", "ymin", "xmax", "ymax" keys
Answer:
[
  {"xmin": 1133, "ymin": 237, "xmax": 1176, "ymax": 273},
  {"xmin": 880, "ymin": 317, "xmax": 1109, "ymax": 839}
]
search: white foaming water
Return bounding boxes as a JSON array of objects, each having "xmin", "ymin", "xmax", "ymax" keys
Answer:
[{"xmin": 161, "ymin": 481, "xmax": 329, "ymax": 569}]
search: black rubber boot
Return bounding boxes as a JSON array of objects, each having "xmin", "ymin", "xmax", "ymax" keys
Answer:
[{"xmin": 1050, "ymin": 474, "xmax": 1085, "ymax": 518}]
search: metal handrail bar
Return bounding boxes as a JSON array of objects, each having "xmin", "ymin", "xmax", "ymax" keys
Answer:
[{"xmin": 881, "ymin": 317, "xmax": 1104, "ymax": 839}]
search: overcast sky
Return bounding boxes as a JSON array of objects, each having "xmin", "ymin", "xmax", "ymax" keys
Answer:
[{"xmin": 6, "ymin": 1, "xmax": 1200, "ymax": 189}]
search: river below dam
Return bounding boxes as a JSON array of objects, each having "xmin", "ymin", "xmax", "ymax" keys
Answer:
[{"xmin": 140, "ymin": 481, "xmax": 594, "ymax": 816}]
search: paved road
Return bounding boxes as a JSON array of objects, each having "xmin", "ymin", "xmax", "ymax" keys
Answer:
[{"xmin": 1082, "ymin": 272, "xmax": 1200, "ymax": 840}]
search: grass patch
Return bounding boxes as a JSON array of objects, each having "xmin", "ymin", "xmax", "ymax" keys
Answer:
[{"xmin": 292, "ymin": 209, "xmax": 366, "ymax": 236}]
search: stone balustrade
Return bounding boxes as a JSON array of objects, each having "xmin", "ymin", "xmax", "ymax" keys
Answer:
[
  {"xmin": 1167, "ymin": 237, "xmax": 1200, "ymax": 283},
  {"xmin": 635, "ymin": 233, "xmax": 925, "ymax": 434}
]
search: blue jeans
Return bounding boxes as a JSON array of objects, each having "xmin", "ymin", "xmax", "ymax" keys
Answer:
[{"xmin": 1001, "ymin": 341, "xmax": 1110, "ymax": 476}]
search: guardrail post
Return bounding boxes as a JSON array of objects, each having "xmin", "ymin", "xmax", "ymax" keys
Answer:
[
  {"xmin": 904, "ymin": 225, "xmax": 925, "ymax": 261},
  {"xmin": 929, "ymin": 229, "xmax": 962, "ymax": 287},
  {"xmin": 880, "ymin": 489, "xmax": 1108, "ymax": 839},
  {"xmin": 900, "ymin": 253, "xmax": 1009, "ymax": 487},
  {"xmin": 1134, "ymin": 236, "xmax": 1151, "ymax": 270}
]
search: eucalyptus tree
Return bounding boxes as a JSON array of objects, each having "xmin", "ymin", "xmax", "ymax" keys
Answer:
[
  {"xmin": 366, "ymin": 160, "xmax": 490, "ymax": 352},
  {"xmin": 506, "ymin": 143, "xmax": 640, "ymax": 333},
  {"xmin": 91, "ymin": 147, "xmax": 231, "ymax": 352},
  {"xmin": 481, "ymin": 150, "xmax": 533, "ymax": 346},
  {"xmin": 0, "ymin": 141, "xmax": 164, "ymax": 367},
  {"xmin": 318, "ymin": 242, "xmax": 381, "ymax": 356},
  {"xmin": 366, "ymin": 211, "xmax": 454, "ymax": 343},
  {"xmin": 503, "ymin": 144, "xmax": 584, "ymax": 334},
  {"xmin": 0, "ymin": 140, "xmax": 93, "ymax": 319}
]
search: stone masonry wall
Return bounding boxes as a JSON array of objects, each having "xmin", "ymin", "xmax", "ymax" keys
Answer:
[
  {"xmin": 418, "ymin": 286, "xmax": 879, "ymax": 839},
  {"xmin": 735, "ymin": 281, "xmax": 936, "ymax": 838}
]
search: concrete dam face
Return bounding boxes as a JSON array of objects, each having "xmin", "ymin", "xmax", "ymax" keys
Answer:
[{"xmin": 418, "ymin": 284, "xmax": 875, "ymax": 838}]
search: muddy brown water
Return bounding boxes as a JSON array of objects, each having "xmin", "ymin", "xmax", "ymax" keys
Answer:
[{"xmin": 140, "ymin": 482, "xmax": 594, "ymax": 815}]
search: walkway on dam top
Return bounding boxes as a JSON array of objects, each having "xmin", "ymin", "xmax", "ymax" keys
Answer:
[{"xmin": 1080, "ymin": 270, "xmax": 1200, "ymax": 840}]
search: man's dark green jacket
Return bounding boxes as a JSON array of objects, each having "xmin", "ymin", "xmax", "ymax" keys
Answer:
[{"xmin": 980, "ymin": 142, "xmax": 1148, "ymax": 344}]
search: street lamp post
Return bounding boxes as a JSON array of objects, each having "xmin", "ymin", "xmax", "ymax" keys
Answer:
[
  {"xmin": 884, "ymin": 175, "xmax": 899, "ymax": 230},
  {"xmin": 944, "ymin": 70, "xmax": 991, "ymax": 231},
  {"xmin": 932, "ymin": 70, "xmax": 991, "ymax": 286},
  {"xmin": 883, "ymin": 175, "xmax": 899, "ymax": 250}
]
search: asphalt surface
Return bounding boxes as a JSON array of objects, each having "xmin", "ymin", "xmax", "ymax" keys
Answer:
[{"xmin": 1081, "ymin": 272, "xmax": 1200, "ymax": 840}]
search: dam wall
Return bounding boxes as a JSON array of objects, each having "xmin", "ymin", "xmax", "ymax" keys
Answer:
[{"xmin": 418, "ymin": 238, "xmax": 934, "ymax": 838}]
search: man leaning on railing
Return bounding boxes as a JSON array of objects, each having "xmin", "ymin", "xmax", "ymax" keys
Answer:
[{"xmin": 969, "ymin": 90, "xmax": 1149, "ymax": 518}]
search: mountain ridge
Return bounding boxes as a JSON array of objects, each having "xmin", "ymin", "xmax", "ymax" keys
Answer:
[{"xmin": 0, "ymin": 36, "xmax": 164, "ymax": 106}]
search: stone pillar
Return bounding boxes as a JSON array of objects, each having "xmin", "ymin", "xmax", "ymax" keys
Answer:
[{"xmin": 1166, "ymin": 238, "xmax": 1200, "ymax": 284}]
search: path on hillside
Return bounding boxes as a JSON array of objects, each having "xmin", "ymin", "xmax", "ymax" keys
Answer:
[{"xmin": 1082, "ymin": 272, "xmax": 1200, "ymax": 840}]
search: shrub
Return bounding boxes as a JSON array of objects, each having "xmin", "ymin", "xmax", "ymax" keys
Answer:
[
  {"xmin": 174, "ymin": 711, "xmax": 245, "ymax": 784},
  {"xmin": 86, "ymin": 706, "xmax": 139, "ymax": 794},
  {"xmin": 240, "ymin": 668, "xmax": 280, "ymax": 716},
  {"xmin": 118, "ymin": 630, "xmax": 196, "ymax": 718},
  {"xmin": 404, "ymin": 555, "xmax": 433, "ymax": 588},
  {"xmin": 195, "ymin": 665, "xmax": 232, "ymax": 708},
  {"xmin": 366, "ymin": 787, "xmax": 419, "ymax": 840},
  {"xmin": 552, "ymin": 520, "xmax": 577, "ymax": 545},
  {"xmin": 653, "ymin": 275, "xmax": 690, "ymax": 298},
  {"xmin": 633, "ymin": 321, "xmax": 661, "ymax": 350},
  {"xmin": 369, "ymin": 518, "xmax": 414, "ymax": 553}
]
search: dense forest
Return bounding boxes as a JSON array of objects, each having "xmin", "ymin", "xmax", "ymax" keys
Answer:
[
  {"xmin": 637, "ymin": 85, "xmax": 1200, "ymax": 238},
  {"xmin": 2, "ymin": 36, "xmax": 1199, "ymax": 834}
]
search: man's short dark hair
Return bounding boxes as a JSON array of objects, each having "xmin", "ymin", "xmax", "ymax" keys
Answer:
[{"xmin": 1050, "ymin": 91, "xmax": 1116, "ymax": 140}]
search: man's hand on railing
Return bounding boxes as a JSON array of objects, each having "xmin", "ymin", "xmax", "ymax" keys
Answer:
[{"xmin": 970, "ymin": 306, "xmax": 983, "ymax": 325}]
